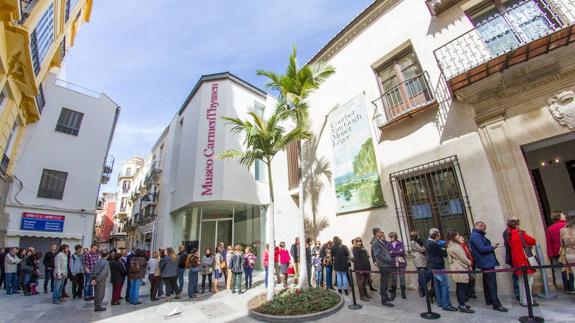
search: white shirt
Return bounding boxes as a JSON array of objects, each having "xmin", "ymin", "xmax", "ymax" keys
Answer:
[{"xmin": 148, "ymin": 257, "xmax": 159, "ymax": 276}]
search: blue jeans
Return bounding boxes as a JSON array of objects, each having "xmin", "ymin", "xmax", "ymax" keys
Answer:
[
  {"xmin": 178, "ymin": 268, "xmax": 186, "ymax": 290},
  {"xmin": 23, "ymin": 272, "xmax": 31, "ymax": 290},
  {"xmin": 5, "ymin": 273, "xmax": 18, "ymax": 295},
  {"xmin": 512, "ymin": 273, "xmax": 520, "ymax": 297},
  {"xmin": 315, "ymin": 270, "xmax": 323, "ymax": 287},
  {"xmin": 83, "ymin": 273, "xmax": 93, "ymax": 297},
  {"xmin": 335, "ymin": 271, "xmax": 348, "ymax": 290},
  {"xmin": 325, "ymin": 266, "xmax": 333, "ymax": 289},
  {"xmin": 264, "ymin": 267, "xmax": 269, "ymax": 288},
  {"xmin": 188, "ymin": 270, "xmax": 199, "ymax": 297},
  {"xmin": 433, "ymin": 274, "xmax": 452, "ymax": 309},
  {"xmin": 129, "ymin": 279, "xmax": 142, "ymax": 304},
  {"xmin": 44, "ymin": 268, "xmax": 54, "ymax": 292},
  {"xmin": 244, "ymin": 268, "xmax": 253, "ymax": 289},
  {"xmin": 52, "ymin": 278, "xmax": 64, "ymax": 301}
]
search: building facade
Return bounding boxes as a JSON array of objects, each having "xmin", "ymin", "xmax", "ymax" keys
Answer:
[
  {"xmin": 94, "ymin": 192, "xmax": 116, "ymax": 250},
  {"xmin": 117, "ymin": 73, "xmax": 300, "ymax": 267},
  {"xmin": 3, "ymin": 72, "xmax": 118, "ymax": 251},
  {"xmin": 290, "ymin": 0, "xmax": 575, "ymax": 290},
  {"xmin": 110, "ymin": 157, "xmax": 144, "ymax": 250},
  {"xmin": 0, "ymin": 0, "xmax": 93, "ymax": 244}
]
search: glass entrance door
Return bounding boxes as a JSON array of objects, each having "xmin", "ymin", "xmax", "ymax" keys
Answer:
[{"xmin": 200, "ymin": 219, "xmax": 232, "ymax": 253}]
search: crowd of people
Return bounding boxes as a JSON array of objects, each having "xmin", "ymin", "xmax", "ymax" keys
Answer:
[{"xmin": 1, "ymin": 210, "xmax": 574, "ymax": 314}]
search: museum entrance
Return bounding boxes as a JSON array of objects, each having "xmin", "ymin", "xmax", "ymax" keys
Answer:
[{"xmin": 522, "ymin": 132, "xmax": 575, "ymax": 226}]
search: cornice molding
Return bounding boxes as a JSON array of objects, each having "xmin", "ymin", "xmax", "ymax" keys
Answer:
[{"xmin": 308, "ymin": 0, "xmax": 401, "ymax": 64}]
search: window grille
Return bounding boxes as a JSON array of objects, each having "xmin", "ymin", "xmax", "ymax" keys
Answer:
[
  {"xmin": 38, "ymin": 169, "xmax": 68, "ymax": 199},
  {"xmin": 55, "ymin": 108, "xmax": 84, "ymax": 136}
]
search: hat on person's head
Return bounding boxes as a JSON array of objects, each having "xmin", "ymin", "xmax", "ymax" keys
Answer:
[{"xmin": 372, "ymin": 227, "xmax": 382, "ymax": 235}]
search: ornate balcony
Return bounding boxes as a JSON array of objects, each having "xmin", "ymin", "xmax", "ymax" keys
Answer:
[
  {"xmin": 1, "ymin": 154, "xmax": 10, "ymax": 175},
  {"xmin": 426, "ymin": 0, "xmax": 464, "ymax": 16},
  {"xmin": 18, "ymin": 0, "xmax": 39, "ymax": 24},
  {"xmin": 371, "ymin": 72, "xmax": 436, "ymax": 129},
  {"xmin": 434, "ymin": 0, "xmax": 575, "ymax": 91}
]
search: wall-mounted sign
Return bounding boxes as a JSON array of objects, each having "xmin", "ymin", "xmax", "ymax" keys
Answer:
[
  {"xmin": 329, "ymin": 94, "xmax": 386, "ymax": 214},
  {"xmin": 201, "ymin": 82, "xmax": 220, "ymax": 196},
  {"xmin": 21, "ymin": 212, "xmax": 65, "ymax": 232}
]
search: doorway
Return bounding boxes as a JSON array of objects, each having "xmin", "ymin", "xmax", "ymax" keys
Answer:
[
  {"xmin": 199, "ymin": 218, "xmax": 232, "ymax": 253},
  {"xmin": 522, "ymin": 133, "xmax": 575, "ymax": 226}
]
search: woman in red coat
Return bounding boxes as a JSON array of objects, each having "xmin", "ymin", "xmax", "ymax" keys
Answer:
[{"xmin": 507, "ymin": 219, "xmax": 538, "ymax": 307}]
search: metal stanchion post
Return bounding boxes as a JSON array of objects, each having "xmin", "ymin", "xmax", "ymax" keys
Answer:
[
  {"xmin": 519, "ymin": 266, "xmax": 544, "ymax": 323},
  {"xmin": 420, "ymin": 269, "xmax": 440, "ymax": 320},
  {"xmin": 348, "ymin": 269, "xmax": 363, "ymax": 310},
  {"xmin": 534, "ymin": 243, "xmax": 556, "ymax": 300}
]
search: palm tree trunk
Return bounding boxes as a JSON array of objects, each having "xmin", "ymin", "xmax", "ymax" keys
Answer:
[
  {"xmin": 297, "ymin": 143, "xmax": 308, "ymax": 289},
  {"xmin": 266, "ymin": 160, "xmax": 276, "ymax": 300}
]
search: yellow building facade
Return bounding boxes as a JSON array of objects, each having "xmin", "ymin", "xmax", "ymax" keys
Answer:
[{"xmin": 0, "ymin": 0, "xmax": 93, "ymax": 243}]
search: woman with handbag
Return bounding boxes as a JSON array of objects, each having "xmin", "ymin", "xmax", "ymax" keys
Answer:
[
  {"xmin": 200, "ymin": 248, "xmax": 214, "ymax": 293},
  {"xmin": 387, "ymin": 232, "xmax": 407, "ymax": 300},
  {"xmin": 507, "ymin": 219, "xmax": 538, "ymax": 307},
  {"xmin": 332, "ymin": 236, "xmax": 350, "ymax": 295},
  {"xmin": 446, "ymin": 230, "xmax": 475, "ymax": 313},
  {"xmin": 560, "ymin": 212, "xmax": 575, "ymax": 294},
  {"xmin": 185, "ymin": 248, "xmax": 201, "ymax": 298}
]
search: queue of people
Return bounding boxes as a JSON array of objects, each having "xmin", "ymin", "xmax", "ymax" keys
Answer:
[{"xmin": 1, "ymin": 212, "xmax": 574, "ymax": 314}]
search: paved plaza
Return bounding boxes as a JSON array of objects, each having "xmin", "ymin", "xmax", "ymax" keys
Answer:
[{"xmin": 1, "ymin": 273, "xmax": 574, "ymax": 323}]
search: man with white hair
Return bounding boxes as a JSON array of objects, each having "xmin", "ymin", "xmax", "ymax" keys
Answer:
[{"xmin": 425, "ymin": 228, "xmax": 457, "ymax": 312}]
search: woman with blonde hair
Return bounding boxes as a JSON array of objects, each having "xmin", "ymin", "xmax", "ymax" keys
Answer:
[{"xmin": 160, "ymin": 247, "xmax": 181, "ymax": 300}]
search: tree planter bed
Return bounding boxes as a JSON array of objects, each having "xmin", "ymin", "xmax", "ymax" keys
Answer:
[{"xmin": 248, "ymin": 288, "xmax": 344, "ymax": 323}]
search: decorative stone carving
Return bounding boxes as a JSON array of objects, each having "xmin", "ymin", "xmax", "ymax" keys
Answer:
[
  {"xmin": 8, "ymin": 51, "xmax": 27, "ymax": 84},
  {"xmin": 548, "ymin": 90, "xmax": 575, "ymax": 130}
]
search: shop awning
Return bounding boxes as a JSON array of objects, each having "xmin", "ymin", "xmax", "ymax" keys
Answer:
[{"xmin": 7, "ymin": 230, "xmax": 83, "ymax": 240}]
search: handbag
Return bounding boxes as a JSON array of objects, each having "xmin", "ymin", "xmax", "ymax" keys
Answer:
[
  {"xmin": 220, "ymin": 260, "xmax": 227, "ymax": 271},
  {"xmin": 519, "ymin": 231, "xmax": 539, "ymax": 267}
]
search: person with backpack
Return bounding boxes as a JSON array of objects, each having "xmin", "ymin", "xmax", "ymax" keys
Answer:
[
  {"xmin": 230, "ymin": 244, "xmax": 244, "ymax": 294},
  {"xmin": 186, "ymin": 248, "xmax": 200, "ymax": 298},
  {"xmin": 127, "ymin": 249, "xmax": 147, "ymax": 305},
  {"xmin": 160, "ymin": 247, "xmax": 181, "ymax": 300},
  {"xmin": 176, "ymin": 245, "xmax": 188, "ymax": 291},
  {"xmin": 243, "ymin": 247, "xmax": 257, "ymax": 290}
]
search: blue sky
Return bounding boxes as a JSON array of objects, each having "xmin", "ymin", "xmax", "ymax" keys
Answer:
[{"xmin": 64, "ymin": 0, "xmax": 373, "ymax": 191}]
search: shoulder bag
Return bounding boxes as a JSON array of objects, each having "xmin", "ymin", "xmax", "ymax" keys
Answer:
[{"xmin": 519, "ymin": 231, "xmax": 539, "ymax": 267}]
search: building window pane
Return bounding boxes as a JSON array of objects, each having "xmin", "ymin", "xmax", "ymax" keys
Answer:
[
  {"xmin": 55, "ymin": 108, "xmax": 84, "ymax": 136},
  {"xmin": 30, "ymin": 3, "xmax": 55, "ymax": 75},
  {"xmin": 37, "ymin": 169, "xmax": 68, "ymax": 199},
  {"xmin": 255, "ymin": 159, "xmax": 266, "ymax": 181},
  {"xmin": 390, "ymin": 156, "xmax": 472, "ymax": 242},
  {"xmin": 254, "ymin": 102, "xmax": 265, "ymax": 118}
]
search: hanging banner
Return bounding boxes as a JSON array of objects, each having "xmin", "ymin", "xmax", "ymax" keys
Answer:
[{"xmin": 329, "ymin": 95, "xmax": 385, "ymax": 214}]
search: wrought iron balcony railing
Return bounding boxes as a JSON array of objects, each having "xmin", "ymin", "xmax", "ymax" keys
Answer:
[
  {"xmin": 1, "ymin": 153, "xmax": 10, "ymax": 175},
  {"xmin": 434, "ymin": 0, "xmax": 575, "ymax": 82},
  {"xmin": 18, "ymin": 0, "xmax": 38, "ymax": 24},
  {"xmin": 425, "ymin": 0, "xmax": 464, "ymax": 16},
  {"xmin": 371, "ymin": 72, "xmax": 436, "ymax": 127}
]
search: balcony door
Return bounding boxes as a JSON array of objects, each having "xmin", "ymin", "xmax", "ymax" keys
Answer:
[
  {"xmin": 469, "ymin": 0, "xmax": 559, "ymax": 56},
  {"xmin": 376, "ymin": 50, "xmax": 431, "ymax": 120}
]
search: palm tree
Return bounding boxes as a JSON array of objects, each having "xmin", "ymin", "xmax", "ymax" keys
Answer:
[
  {"xmin": 218, "ymin": 110, "xmax": 310, "ymax": 300},
  {"xmin": 257, "ymin": 47, "xmax": 335, "ymax": 289}
]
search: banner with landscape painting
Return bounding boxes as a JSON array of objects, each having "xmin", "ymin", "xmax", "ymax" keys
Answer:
[{"xmin": 329, "ymin": 95, "xmax": 385, "ymax": 214}]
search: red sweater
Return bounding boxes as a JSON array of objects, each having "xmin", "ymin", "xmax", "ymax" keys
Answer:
[
  {"xmin": 509, "ymin": 228, "xmax": 537, "ymax": 275},
  {"xmin": 546, "ymin": 220, "xmax": 566, "ymax": 257}
]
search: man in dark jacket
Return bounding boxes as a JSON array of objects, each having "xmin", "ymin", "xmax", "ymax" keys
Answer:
[
  {"xmin": 425, "ymin": 228, "xmax": 457, "ymax": 312},
  {"xmin": 290, "ymin": 238, "xmax": 300, "ymax": 284},
  {"xmin": 43, "ymin": 244, "xmax": 57, "ymax": 293},
  {"xmin": 0, "ymin": 248, "xmax": 6, "ymax": 289},
  {"xmin": 305, "ymin": 238, "xmax": 312, "ymax": 287},
  {"xmin": 371, "ymin": 227, "xmax": 394, "ymax": 307},
  {"xmin": 469, "ymin": 221, "xmax": 508, "ymax": 312}
]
